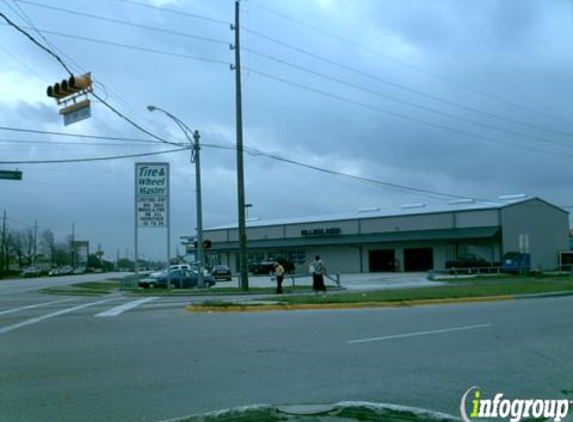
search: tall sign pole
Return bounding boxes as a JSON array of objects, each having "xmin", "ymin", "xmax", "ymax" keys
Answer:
[
  {"xmin": 135, "ymin": 163, "xmax": 170, "ymax": 275},
  {"xmin": 233, "ymin": 0, "xmax": 249, "ymax": 290}
]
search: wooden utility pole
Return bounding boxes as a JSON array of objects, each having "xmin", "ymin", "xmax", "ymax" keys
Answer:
[{"xmin": 233, "ymin": 0, "xmax": 249, "ymax": 290}]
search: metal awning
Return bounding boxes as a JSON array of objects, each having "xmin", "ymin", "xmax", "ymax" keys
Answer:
[{"xmin": 210, "ymin": 227, "xmax": 501, "ymax": 251}]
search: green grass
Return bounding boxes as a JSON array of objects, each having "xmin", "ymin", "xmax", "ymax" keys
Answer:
[
  {"xmin": 41, "ymin": 281, "xmax": 119, "ymax": 296},
  {"xmin": 263, "ymin": 279, "xmax": 573, "ymax": 305},
  {"xmin": 434, "ymin": 271, "xmax": 573, "ymax": 283}
]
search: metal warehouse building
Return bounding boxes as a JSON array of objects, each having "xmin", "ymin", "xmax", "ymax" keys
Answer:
[{"xmin": 203, "ymin": 197, "xmax": 569, "ymax": 274}]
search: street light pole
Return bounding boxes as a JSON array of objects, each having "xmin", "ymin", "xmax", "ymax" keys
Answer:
[{"xmin": 147, "ymin": 105, "xmax": 205, "ymax": 288}]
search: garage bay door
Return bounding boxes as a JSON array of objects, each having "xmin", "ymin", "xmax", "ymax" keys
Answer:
[{"xmin": 404, "ymin": 248, "xmax": 433, "ymax": 271}]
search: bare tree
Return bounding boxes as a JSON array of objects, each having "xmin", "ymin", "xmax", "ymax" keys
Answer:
[{"xmin": 40, "ymin": 229, "xmax": 56, "ymax": 267}]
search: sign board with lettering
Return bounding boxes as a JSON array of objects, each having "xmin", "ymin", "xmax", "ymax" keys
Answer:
[
  {"xmin": 301, "ymin": 228, "xmax": 341, "ymax": 236},
  {"xmin": 61, "ymin": 100, "xmax": 91, "ymax": 126},
  {"xmin": 135, "ymin": 163, "xmax": 169, "ymax": 228},
  {"xmin": 0, "ymin": 170, "xmax": 22, "ymax": 180}
]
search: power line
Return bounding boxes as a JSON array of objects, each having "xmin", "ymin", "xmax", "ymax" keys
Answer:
[
  {"xmin": 109, "ymin": 0, "xmax": 231, "ymax": 26},
  {"xmin": 13, "ymin": 0, "xmax": 230, "ymax": 46},
  {"xmin": 244, "ymin": 47, "xmax": 573, "ymax": 151},
  {"xmin": 0, "ymin": 23, "xmax": 231, "ymax": 67},
  {"xmin": 244, "ymin": 67, "xmax": 573, "ymax": 160},
  {"xmin": 0, "ymin": 126, "xmax": 169, "ymax": 144},
  {"xmin": 243, "ymin": 27, "xmax": 573, "ymax": 139},
  {"xmin": 0, "ymin": 147, "xmax": 187, "ymax": 164},
  {"xmin": 0, "ymin": 138, "xmax": 165, "ymax": 147},
  {"xmin": 200, "ymin": 142, "xmax": 473, "ymax": 201},
  {"xmin": 246, "ymin": 0, "xmax": 573, "ymax": 128}
]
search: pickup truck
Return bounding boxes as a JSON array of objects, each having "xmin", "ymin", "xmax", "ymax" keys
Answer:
[{"xmin": 445, "ymin": 254, "xmax": 492, "ymax": 273}]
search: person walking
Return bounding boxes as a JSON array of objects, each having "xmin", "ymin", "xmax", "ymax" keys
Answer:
[
  {"xmin": 274, "ymin": 261, "xmax": 285, "ymax": 294},
  {"xmin": 311, "ymin": 255, "xmax": 326, "ymax": 295}
]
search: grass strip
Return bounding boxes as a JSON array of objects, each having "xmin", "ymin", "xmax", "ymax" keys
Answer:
[{"xmin": 270, "ymin": 279, "xmax": 573, "ymax": 305}]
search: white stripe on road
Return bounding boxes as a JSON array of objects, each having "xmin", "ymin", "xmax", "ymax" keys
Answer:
[
  {"xmin": 95, "ymin": 297, "xmax": 158, "ymax": 317},
  {"xmin": 0, "ymin": 298, "xmax": 117, "ymax": 335},
  {"xmin": 0, "ymin": 298, "xmax": 75, "ymax": 316},
  {"xmin": 347, "ymin": 323, "xmax": 492, "ymax": 344}
]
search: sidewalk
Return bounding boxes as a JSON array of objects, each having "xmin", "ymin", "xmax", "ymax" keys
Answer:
[{"xmin": 211, "ymin": 272, "xmax": 444, "ymax": 292}]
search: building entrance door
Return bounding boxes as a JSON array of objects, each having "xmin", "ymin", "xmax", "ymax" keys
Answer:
[{"xmin": 369, "ymin": 249, "xmax": 395, "ymax": 272}]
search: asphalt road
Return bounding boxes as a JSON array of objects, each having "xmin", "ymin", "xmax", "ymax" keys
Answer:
[{"xmin": 1, "ymin": 281, "xmax": 572, "ymax": 422}]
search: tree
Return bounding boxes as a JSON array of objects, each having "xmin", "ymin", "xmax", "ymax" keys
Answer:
[{"xmin": 40, "ymin": 230, "xmax": 56, "ymax": 267}]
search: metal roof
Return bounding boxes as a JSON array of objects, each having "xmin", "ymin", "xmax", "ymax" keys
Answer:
[{"xmin": 206, "ymin": 197, "xmax": 554, "ymax": 231}]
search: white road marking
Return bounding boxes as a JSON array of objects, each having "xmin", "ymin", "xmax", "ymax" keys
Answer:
[
  {"xmin": 0, "ymin": 298, "xmax": 75, "ymax": 316},
  {"xmin": 0, "ymin": 298, "xmax": 117, "ymax": 335},
  {"xmin": 347, "ymin": 323, "xmax": 492, "ymax": 344},
  {"xmin": 95, "ymin": 297, "xmax": 158, "ymax": 317}
]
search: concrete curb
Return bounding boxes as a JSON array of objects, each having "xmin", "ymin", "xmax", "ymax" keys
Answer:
[
  {"xmin": 185, "ymin": 295, "xmax": 516, "ymax": 313},
  {"xmin": 513, "ymin": 290, "xmax": 573, "ymax": 300}
]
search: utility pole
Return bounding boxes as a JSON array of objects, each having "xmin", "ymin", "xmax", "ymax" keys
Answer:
[
  {"xmin": 233, "ymin": 0, "xmax": 249, "ymax": 290},
  {"xmin": 193, "ymin": 130, "xmax": 205, "ymax": 288}
]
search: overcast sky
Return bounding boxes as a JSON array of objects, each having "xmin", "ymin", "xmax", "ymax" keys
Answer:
[{"xmin": 0, "ymin": 0, "xmax": 572, "ymax": 261}]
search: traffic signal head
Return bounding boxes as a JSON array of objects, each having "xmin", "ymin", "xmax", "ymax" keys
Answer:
[{"xmin": 47, "ymin": 73, "xmax": 92, "ymax": 100}]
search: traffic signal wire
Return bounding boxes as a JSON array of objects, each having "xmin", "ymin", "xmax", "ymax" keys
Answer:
[
  {"xmin": 242, "ymin": 27, "xmax": 573, "ymax": 139},
  {"xmin": 0, "ymin": 11, "xmax": 73, "ymax": 76},
  {"xmin": 243, "ymin": 67, "xmax": 573, "ymax": 160},
  {"xmin": 0, "ymin": 15, "xmax": 193, "ymax": 149},
  {"xmin": 245, "ymin": 0, "xmax": 573, "ymax": 128}
]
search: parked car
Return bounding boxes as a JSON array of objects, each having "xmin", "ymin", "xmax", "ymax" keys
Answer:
[
  {"xmin": 138, "ymin": 269, "xmax": 216, "ymax": 289},
  {"xmin": 211, "ymin": 265, "xmax": 232, "ymax": 281},
  {"xmin": 445, "ymin": 254, "xmax": 492, "ymax": 273},
  {"xmin": 21, "ymin": 266, "xmax": 41, "ymax": 277},
  {"xmin": 59, "ymin": 265, "xmax": 73, "ymax": 275},
  {"xmin": 249, "ymin": 261, "xmax": 276, "ymax": 275},
  {"xmin": 48, "ymin": 267, "xmax": 62, "ymax": 276}
]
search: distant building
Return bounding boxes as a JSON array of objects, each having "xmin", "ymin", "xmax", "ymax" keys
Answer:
[{"xmin": 202, "ymin": 197, "xmax": 569, "ymax": 274}]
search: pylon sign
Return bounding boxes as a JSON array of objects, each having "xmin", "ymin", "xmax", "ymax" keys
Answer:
[{"xmin": 46, "ymin": 73, "xmax": 93, "ymax": 126}]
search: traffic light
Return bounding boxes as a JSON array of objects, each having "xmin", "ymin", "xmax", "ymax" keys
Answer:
[
  {"xmin": 47, "ymin": 73, "xmax": 92, "ymax": 101},
  {"xmin": 203, "ymin": 239, "xmax": 212, "ymax": 249}
]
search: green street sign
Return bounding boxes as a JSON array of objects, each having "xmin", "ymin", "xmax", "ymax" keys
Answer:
[{"xmin": 0, "ymin": 170, "xmax": 22, "ymax": 180}]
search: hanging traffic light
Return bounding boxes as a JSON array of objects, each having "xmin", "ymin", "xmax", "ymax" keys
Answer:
[
  {"xmin": 46, "ymin": 73, "xmax": 93, "ymax": 102},
  {"xmin": 46, "ymin": 73, "xmax": 93, "ymax": 126}
]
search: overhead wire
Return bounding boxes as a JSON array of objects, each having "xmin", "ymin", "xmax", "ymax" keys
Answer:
[
  {"xmin": 246, "ymin": 0, "xmax": 573, "ymax": 127},
  {"xmin": 243, "ymin": 47, "xmax": 573, "ymax": 151},
  {"xmin": 242, "ymin": 27, "xmax": 573, "ymax": 139},
  {"xmin": 0, "ymin": 126, "xmax": 168, "ymax": 144},
  {"xmin": 244, "ymin": 67, "xmax": 573, "ymax": 160},
  {"xmin": 0, "ymin": 23, "xmax": 232, "ymax": 67},
  {"xmin": 0, "ymin": 147, "xmax": 188, "ymax": 164},
  {"xmin": 109, "ymin": 0, "xmax": 231, "ymax": 26},
  {"xmin": 13, "ymin": 0, "xmax": 230, "ymax": 46}
]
